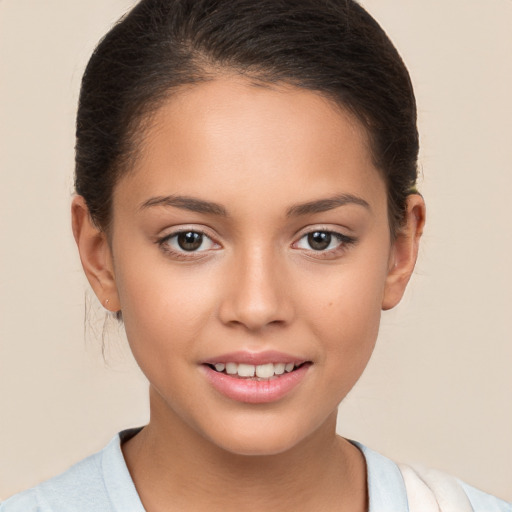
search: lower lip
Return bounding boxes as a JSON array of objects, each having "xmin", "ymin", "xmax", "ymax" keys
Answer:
[{"xmin": 202, "ymin": 364, "xmax": 310, "ymax": 404}]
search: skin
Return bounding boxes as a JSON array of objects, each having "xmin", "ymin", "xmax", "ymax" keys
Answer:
[{"xmin": 72, "ymin": 77, "xmax": 425, "ymax": 511}]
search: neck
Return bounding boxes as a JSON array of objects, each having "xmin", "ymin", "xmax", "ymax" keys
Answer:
[{"xmin": 122, "ymin": 388, "xmax": 367, "ymax": 512}]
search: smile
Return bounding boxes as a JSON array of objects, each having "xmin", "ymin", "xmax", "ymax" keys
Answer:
[
  {"xmin": 202, "ymin": 352, "xmax": 311, "ymax": 404},
  {"xmin": 207, "ymin": 362, "xmax": 305, "ymax": 380}
]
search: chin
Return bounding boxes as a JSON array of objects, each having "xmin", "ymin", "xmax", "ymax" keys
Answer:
[
  {"xmin": 199, "ymin": 411, "xmax": 328, "ymax": 457},
  {"xmin": 213, "ymin": 431, "xmax": 303, "ymax": 457}
]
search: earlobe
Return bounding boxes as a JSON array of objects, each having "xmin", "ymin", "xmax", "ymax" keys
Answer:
[
  {"xmin": 71, "ymin": 196, "xmax": 121, "ymax": 312},
  {"xmin": 382, "ymin": 194, "xmax": 426, "ymax": 311}
]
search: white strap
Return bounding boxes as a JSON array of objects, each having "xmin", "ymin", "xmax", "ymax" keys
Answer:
[{"xmin": 399, "ymin": 464, "xmax": 473, "ymax": 512}]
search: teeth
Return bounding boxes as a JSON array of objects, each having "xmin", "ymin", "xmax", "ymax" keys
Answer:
[
  {"xmin": 255, "ymin": 363, "xmax": 274, "ymax": 379},
  {"xmin": 274, "ymin": 363, "xmax": 285, "ymax": 375},
  {"xmin": 212, "ymin": 362, "xmax": 302, "ymax": 378},
  {"xmin": 225, "ymin": 362, "xmax": 238, "ymax": 375},
  {"xmin": 237, "ymin": 364, "xmax": 255, "ymax": 377}
]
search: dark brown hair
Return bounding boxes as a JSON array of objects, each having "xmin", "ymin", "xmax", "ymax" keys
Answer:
[{"xmin": 75, "ymin": 0, "xmax": 418, "ymax": 235}]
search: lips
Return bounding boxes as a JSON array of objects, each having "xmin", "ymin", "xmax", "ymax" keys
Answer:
[
  {"xmin": 201, "ymin": 351, "xmax": 311, "ymax": 404},
  {"xmin": 208, "ymin": 361, "xmax": 304, "ymax": 379}
]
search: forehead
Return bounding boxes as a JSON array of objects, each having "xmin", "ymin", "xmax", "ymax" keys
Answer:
[{"xmin": 115, "ymin": 77, "xmax": 386, "ymax": 217}]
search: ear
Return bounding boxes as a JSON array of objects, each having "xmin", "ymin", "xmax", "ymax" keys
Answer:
[
  {"xmin": 382, "ymin": 194, "xmax": 426, "ymax": 311},
  {"xmin": 71, "ymin": 196, "xmax": 121, "ymax": 312}
]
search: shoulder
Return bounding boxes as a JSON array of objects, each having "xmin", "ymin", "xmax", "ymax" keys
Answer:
[
  {"xmin": 399, "ymin": 463, "xmax": 512, "ymax": 512},
  {"xmin": 353, "ymin": 441, "xmax": 511, "ymax": 512},
  {"xmin": 0, "ymin": 430, "xmax": 144, "ymax": 512},
  {"xmin": 460, "ymin": 480, "xmax": 512, "ymax": 512},
  {"xmin": 0, "ymin": 449, "xmax": 106, "ymax": 512}
]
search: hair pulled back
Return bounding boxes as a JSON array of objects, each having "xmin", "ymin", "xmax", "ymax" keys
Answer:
[{"xmin": 75, "ymin": 0, "xmax": 419, "ymax": 235}]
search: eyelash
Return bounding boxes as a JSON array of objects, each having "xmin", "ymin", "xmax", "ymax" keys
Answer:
[
  {"xmin": 157, "ymin": 229, "xmax": 220, "ymax": 260},
  {"xmin": 293, "ymin": 229, "xmax": 357, "ymax": 259},
  {"xmin": 156, "ymin": 228, "xmax": 357, "ymax": 260}
]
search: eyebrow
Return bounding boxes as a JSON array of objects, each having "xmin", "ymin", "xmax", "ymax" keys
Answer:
[
  {"xmin": 139, "ymin": 195, "xmax": 227, "ymax": 216},
  {"xmin": 286, "ymin": 194, "xmax": 370, "ymax": 217},
  {"xmin": 139, "ymin": 192, "xmax": 370, "ymax": 217}
]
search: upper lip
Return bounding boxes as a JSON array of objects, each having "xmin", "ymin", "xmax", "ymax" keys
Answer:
[{"xmin": 202, "ymin": 350, "xmax": 308, "ymax": 366}]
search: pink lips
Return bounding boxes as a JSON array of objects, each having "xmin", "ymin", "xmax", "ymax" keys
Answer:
[
  {"xmin": 203, "ymin": 350, "xmax": 306, "ymax": 366},
  {"xmin": 201, "ymin": 351, "xmax": 311, "ymax": 404}
]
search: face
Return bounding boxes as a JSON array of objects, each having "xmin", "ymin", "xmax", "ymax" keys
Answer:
[{"xmin": 83, "ymin": 78, "xmax": 417, "ymax": 455}]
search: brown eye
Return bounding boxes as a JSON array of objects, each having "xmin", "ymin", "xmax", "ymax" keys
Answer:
[
  {"xmin": 159, "ymin": 229, "xmax": 218, "ymax": 257},
  {"xmin": 293, "ymin": 229, "xmax": 356, "ymax": 256},
  {"xmin": 177, "ymin": 231, "xmax": 204, "ymax": 251},
  {"xmin": 307, "ymin": 231, "xmax": 332, "ymax": 251}
]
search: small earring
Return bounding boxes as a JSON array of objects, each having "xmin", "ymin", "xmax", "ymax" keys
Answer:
[{"xmin": 105, "ymin": 298, "xmax": 110, "ymax": 308}]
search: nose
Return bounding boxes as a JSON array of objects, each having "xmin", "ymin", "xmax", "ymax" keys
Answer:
[{"xmin": 218, "ymin": 246, "xmax": 294, "ymax": 332}]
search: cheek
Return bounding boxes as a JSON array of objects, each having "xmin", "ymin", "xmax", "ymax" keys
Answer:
[
  {"xmin": 112, "ymin": 251, "xmax": 220, "ymax": 362},
  {"xmin": 299, "ymin": 253, "xmax": 388, "ymax": 372},
  {"xmin": 305, "ymin": 257, "xmax": 386, "ymax": 323}
]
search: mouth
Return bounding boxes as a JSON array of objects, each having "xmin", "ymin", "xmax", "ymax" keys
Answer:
[
  {"xmin": 205, "ymin": 361, "xmax": 309, "ymax": 381},
  {"xmin": 202, "ymin": 353, "xmax": 312, "ymax": 403}
]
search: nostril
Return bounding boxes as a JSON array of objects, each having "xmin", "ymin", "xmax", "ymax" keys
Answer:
[{"xmin": 217, "ymin": 260, "xmax": 295, "ymax": 330}]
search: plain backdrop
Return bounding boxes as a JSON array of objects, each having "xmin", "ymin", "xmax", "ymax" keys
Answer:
[{"xmin": 1, "ymin": 0, "xmax": 511, "ymax": 502}]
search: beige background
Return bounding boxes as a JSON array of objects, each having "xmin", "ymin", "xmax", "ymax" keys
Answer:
[{"xmin": 1, "ymin": 0, "xmax": 511, "ymax": 502}]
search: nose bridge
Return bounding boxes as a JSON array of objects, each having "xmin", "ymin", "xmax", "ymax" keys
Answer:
[{"xmin": 219, "ymin": 242, "xmax": 291, "ymax": 330}]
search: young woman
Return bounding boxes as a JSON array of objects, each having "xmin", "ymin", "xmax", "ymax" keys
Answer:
[{"xmin": 2, "ymin": 1, "xmax": 510, "ymax": 510}]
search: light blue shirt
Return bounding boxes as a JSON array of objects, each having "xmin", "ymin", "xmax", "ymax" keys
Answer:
[{"xmin": 2, "ymin": 429, "xmax": 510, "ymax": 511}]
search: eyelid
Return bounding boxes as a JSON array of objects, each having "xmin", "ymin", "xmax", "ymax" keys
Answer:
[
  {"xmin": 157, "ymin": 224, "xmax": 220, "ymax": 242},
  {"xmin": 156, "ymin": 226, "xmax": 222, "ymax": 259},
  {"xmin": 293, "ymin": 224, "xmax": 356, "ymax": 242},
  {"xmin": 291, "ymin": 226, "xmax": 357, "ymax": 257}
]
